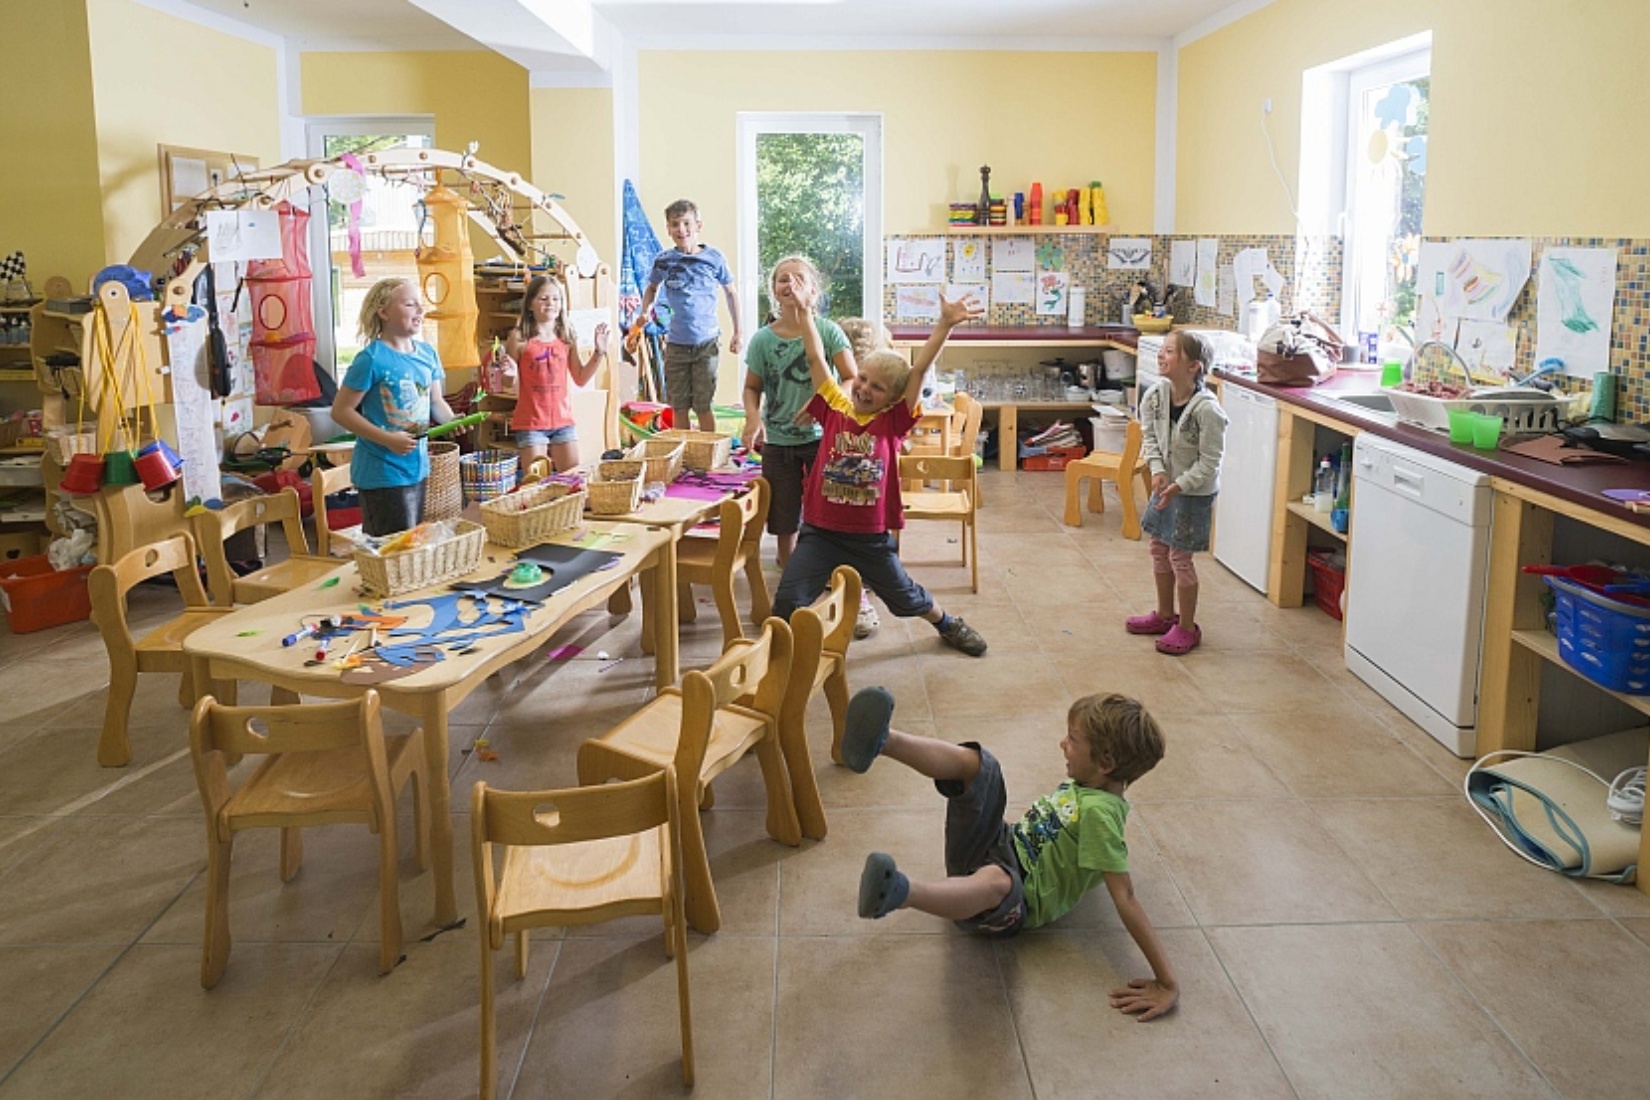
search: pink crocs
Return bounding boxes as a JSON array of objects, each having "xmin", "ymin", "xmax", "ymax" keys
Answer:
[
  {"xmin": 1155, "ymin": 623, "xmax": 1202, "ymax": 656},
  {"xmin": 1125, "ymin": 611, "xmax": 1178, "ymax": 636}
]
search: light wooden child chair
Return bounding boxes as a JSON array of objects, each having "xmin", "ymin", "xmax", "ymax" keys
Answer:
[
  {"xmin": 89, "ymin": 532, "xmax": 237, "ymax": 767},
  {"xmin": 471, "ymin": 769, "xmax": 693, "ymax": 1097},
  {"xmin": 188, "ymin": 690, "xmax": 430, "ymax": 987},
  {"xmin": 677, "ymin": 477, "xmax": 773, "ymax": 649},
  {"xmin": 310, "ymin": 463, "xmax": 359, "ymax": 557},
  {"xmin": 1062, "ymin": 419, "xmax": 1150, "ymax": 539},
  {"xmin": 576, "ymin": 619, "xmax": 797, "ymax": 933},
  {"xmin": 194, "ymin": 486, "xmax": 338, "ymax": 605},
  {"xmin": 779, "ymin": 565, "xmax": 861, "ymax": 840},
  {"xmin": 899, "ymin": 453, "xmax": 980, "ymax": 593}
]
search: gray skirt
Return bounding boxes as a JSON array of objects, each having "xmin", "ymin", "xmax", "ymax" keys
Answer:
[{"xmin": 1142, "ymin": 490, "xmax": 1215, "ymax": 552}]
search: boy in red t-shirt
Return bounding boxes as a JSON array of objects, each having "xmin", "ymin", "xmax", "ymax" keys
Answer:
[{"xmin": 772, "ymin": 289, "xmax": 988, "ymax": 656}]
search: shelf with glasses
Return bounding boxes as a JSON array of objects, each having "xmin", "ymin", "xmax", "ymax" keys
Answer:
[{"xmin": 944, "ymin": 225, "xmax": 1118, "ymax": 235}]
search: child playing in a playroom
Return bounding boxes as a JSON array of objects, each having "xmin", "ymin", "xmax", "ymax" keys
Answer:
[
  {"xmin": 1125, "ymin": 330, "xmax": 1227, "ymax": 656},
  {"xmin": 847, "ymin": 686, "xmax": 1179, "ymax": 1020},
  {"xmin": 504, "ymin": 274, "xmax": 610, "ymax": 473},
  {"xmin": 741, "ymin": 255, "xmax": 857, "ymax": 569},
  {"xmin": 770, "ymin": 285, "xmax": 989, "ymax": 657},
  {"xmin": 632, "ymin": 199, "xmax": 743, "ymax": 433},
  {"xmin": 331, "ymin": 277, "xmax": 456, "ymax": 536}
]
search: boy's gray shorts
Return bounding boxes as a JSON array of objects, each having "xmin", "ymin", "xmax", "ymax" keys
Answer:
[
  {"xmin": 936, "ymin": 743, "xmax": 1028, "ymax": 937},
  {"xmin": 663, "ymin": 338, "xmax": 720, "ymax": 414}
]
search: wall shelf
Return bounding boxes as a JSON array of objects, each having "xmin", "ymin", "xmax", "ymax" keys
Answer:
[
  {"xmin": 1285, "ymin": 500, "xmax": 1347, "ymax": 542},
  {"xmin": 944, "ymin": 225, "xmax": 1117, "ymax": 236},
  {"xmin": 1509, "ymin": 627, "xmax": 1650, "ymax": 721}
]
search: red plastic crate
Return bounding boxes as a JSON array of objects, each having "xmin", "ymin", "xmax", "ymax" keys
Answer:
[
  {"xmin": 1021, "ymin": 446, "xmax": 1087, "ymax": 472},
  {"xmin": 0, "ymin": 554, "xmax": 94, "ymax": 633},
  {"xmin": 1307, "ymin": 550, "xmax": 1345, "ymax": 621}
]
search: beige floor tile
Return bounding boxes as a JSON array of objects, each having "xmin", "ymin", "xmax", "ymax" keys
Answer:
[
  {"xmin": 514, "ymin": 933, "xmax": 768, "ymax": 1098},
  {"xmin": 0, "ymin": 815, "xmax": 56, "ymax": 876},
  {"xmin": 0, "ymin": 654, "xmax": 135, "ymax": 732},
  {"xmin": 806, "ymin": 714, "xmax": 940, "ymax": 812},
  {"xmin": 1, "ymin": 942, "xmax": 343, "ymax": 1098},
  {"xmin": 919, "ymin": 653, "xmax": 1069, "ymax": 724},
  {"xmin": 1229, "ymin": 707, "xmax": 1456, "ymax": 798},
  {"xmin": 1417, "ymin": 919, "xmax": 1650, "ymax": 1100},
  {"xmin": 1210, "ymin": 923, "xmax": 1556, "ymax": 1100},
  {"xmin": 1144, "ymin": 800, "xmax": 1397, "ymax": 925},
  {"xmin": 1178, "ymin": 650, "xmax": 1340, "ymax": 713},
  {"xmin": 1124, "ymin": 714, "xmax": 1291, "ymax": 803},
  {"xmin": 773, "ymin": 934, "xmax": 1032, "ymax": 1099},
  {"xmin": 252, "ymin": 937, "xmax": 553, "ymax": 1100},
  {"xmin": 0, "ymin": 719, "xmax": 43, "ymax": 757},
  {"xmin": 0, "ymin": 944, "xmax": 123, "ymax": 1076},
  {"xmin": 777, "ymin": 808, "xmax": 951, "ymax": 938},
  {"xmin": 1004, "ymin": 928, "xmax": 1292, "ymax": 1098},
  {"xmin": 1049, "ymin": 649, "xmax": 1226, "ymax": 716},
  {"xmin": 0, "ymin": 725, "xmax": 197, "ymax": 817},
  {"xmin": 1623, "ymin": 918, "xmax": 1650, "ymax": 949},
  {"xmin": 1566, "ymin": 878, "xmax": 1650, "ymax": 919}
]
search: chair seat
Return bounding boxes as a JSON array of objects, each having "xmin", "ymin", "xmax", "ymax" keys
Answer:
[
  {"xmin": 232, "ymin": 555, "xmax": 343, "ymax": 604},
  {"xmin": 135, "ymin": 608, "xmax": 235, "ymax": 656},
  {"xmin": 495, "ymin": 828, "xmax": 667, "ymax": 929},
  {"xmin": 676, "ymin": 537, "xmax": 719, "ymax": 571},
  {"xmin": 904, "ymin": 492, "xmax": 971, "ymax": 519},
  {"xmin": 593, "ymin": 692, "xmax": 771, "ymax": 781},
  {"xmin": 220, "ymin": 732, "xmax": 418, "ymax": 831}
]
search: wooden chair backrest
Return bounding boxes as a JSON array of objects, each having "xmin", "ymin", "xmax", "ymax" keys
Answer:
[
  {"xmin": 194, "ymin": 487, "xmax": 310, "ymax": 603},
  {"xmin": 1120, "ymin": 418, "xmax": 1144, "ymax": 469},
  {"xmin": 520, "ymin": 457, "xmax": 551, "ymax": 485},
  {"xmin": 789, "ymin": 566, "xmax": 860, "ymax": 696},
  {"xmin": 676, "ymin": 618, "xmax": 792, "ymax": 782},
  {"xmin": 711, "ymin": 478, "xmax": 767, "ymax": 568},
  {"xmin": 898, "ymin": 454, "xmax": 976, "ymax": 495},
  {"xmin": 311, "ymin": 463, "xmax": 355, "ymax": 555},
  {"xmin": 91, "ymin": 532, "xmax": 210, "ymax": 627},
  {"xmin": 951, "ymin": 393, "xmax": 984, "ymax": 459},
  {"xmin": 474, "ymin": 768, "xmax": 675, "ymax": 849},
  {"xmin": 93, "ymin": 481, "xmax": 190, "ymax": 564},
  {"xmin": 737, "ymin": 478, "xmax": 770, "ymax": 553}
]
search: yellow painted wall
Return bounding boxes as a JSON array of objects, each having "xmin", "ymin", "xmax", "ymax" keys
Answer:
[
  {"xmin": 87, "ymin": 0, "xmax": 281, "ymax": 267},
  {"xmin": 1178, "ymin": 0, "xmax": 1650, "ymax": 236},
  {"xmin": 530, "ymin": 87, "xmax": 616, "ymax": 270},
  {"xmin": 1, "ymin": 2, "xmax": 105, "ymax": 289}
]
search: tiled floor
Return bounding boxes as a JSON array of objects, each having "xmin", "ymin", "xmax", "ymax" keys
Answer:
[{"xmin": 3, "ymin": 467, "xmax": 1650, "ymax": 1099}]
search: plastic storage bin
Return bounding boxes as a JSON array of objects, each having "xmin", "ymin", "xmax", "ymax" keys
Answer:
[
  {"xmin": 1545, "ymin": 576, "xmax": 1650, "ymax": 693},
  {"xmin": 0, "ymin": 555, "xmax": 94, "ymax": 633},
  {"xmin": 1307, "ymin": 549, "xmax": 1346, "ymax": 621}
]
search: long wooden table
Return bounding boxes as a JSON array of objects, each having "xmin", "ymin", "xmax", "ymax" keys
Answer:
[{"xmin": 183, "ymin": 520, "xmax": 677, "ymax": 927}]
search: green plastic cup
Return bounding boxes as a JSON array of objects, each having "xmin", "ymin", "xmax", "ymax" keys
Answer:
[
  {"xmin": 1380, "ymin": 361, "xmax": 1404, "ymax": 388},
  {"xmin": 1471, "ymin": 412, "xmax": 1502, "ymax": 450},
  {"xmin": 1447, "ymin": 408, "xmax": 1475, "ymax": 444}
]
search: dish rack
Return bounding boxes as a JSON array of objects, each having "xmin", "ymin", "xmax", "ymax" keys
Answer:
[
  {"xmin": 478, "ymin": 481, "xmax": 586, "ymax": 549},
  {"xmin": 355, "ymin": 520, "xmax": 486, "ymax": 597},
  {"xmin": 653, "ymin": 429, "xmax": 732, "ymax": 471},
  {"xmin": 1382, "ymin": 385, "xmax": 1564, "ymax": 434}
]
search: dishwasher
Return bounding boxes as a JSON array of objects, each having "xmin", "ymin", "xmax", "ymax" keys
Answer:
[
  {"xmin": 1344, "ymin": 434, "xmax": 1492, "ymax": 756},
  {"xmin": 1213, "ymin": 386, "xmax": 1278, "ymax": 593}
]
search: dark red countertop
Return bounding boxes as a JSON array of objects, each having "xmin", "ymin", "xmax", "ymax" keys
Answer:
[
  {"xmin": 889, "ymin": 324, "xmax": 1139, "ymax": 349},
  {"xmin": 1216, "ymin": 368, "xmax": 1650, "ymax": 531}
]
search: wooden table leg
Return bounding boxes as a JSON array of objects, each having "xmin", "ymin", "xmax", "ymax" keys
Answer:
[
  {"xmin": 419, "ymin": 691, "xmax": 458, "ymax": 927},
  {"xmin": 997, "ymin": 404, "xmax": 1017, "ymax": 472},
  {"xmin": 651, "ymin": 540, "xmax": 679, "ymax": 688}
]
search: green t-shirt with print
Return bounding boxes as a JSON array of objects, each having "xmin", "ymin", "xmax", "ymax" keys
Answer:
[
  {"xmin": 742, "ymin": 318, "xmax": 850, "ymax": 446},
  {"xmin": 1011, "ymin": 782, "xmax": 1129, "ymax": 929}
]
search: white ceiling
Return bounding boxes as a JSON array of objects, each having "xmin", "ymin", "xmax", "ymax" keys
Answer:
[{"xmin": 174, "ymin": 0, "xmax": 1257, "ymax": 58}]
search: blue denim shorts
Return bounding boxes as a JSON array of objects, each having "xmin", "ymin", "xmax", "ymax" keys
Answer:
[{"xmin": 514, "ymin": 425, "xmax": 578, "ymax": 448}]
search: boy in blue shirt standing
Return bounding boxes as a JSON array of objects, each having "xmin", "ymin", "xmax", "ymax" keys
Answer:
[{"xmin": 635, "ymin": 199, "xmax": 743, "ymax": 433}]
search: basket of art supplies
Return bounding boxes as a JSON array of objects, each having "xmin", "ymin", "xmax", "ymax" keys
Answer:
[
  {"xmin": 628, "ymin": 437, "xmax": 685, "ymax": 485},
  {"xmin": 459, "ymin": 449, "xmax": 518, "ymax": 505},
  {"xmin": 653, "ymin": 429, "xmax": 732, "ymax": 471},
  {"xmin": 354, "ymin": 519, "xmax": 487, "ymax": 597},
  {"xmin": 479, "ymin": 481, "xmax": 586, "ymax": 548},
  {"xmin": 425, "ymin": 441, "xmax": 463, "ymax": 521},
  {"xmin": 586, "ymin": 460, "xmax": 644, "ymax": 516}
]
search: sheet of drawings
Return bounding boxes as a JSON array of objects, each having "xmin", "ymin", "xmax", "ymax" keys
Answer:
[
  {"xmin": 991, "ymin": 237, "xmax": 1034, "ymax": 272},
  {"xmin": 894, "ymin": 285, "xmax": 940, "ymax": 321},
  {"xmin": 203, "ymin": 209, "xmax": 282, "ymax": 264},
  {"xmin": 992, "ymin": 271, "xmax": 1034, "ymax": 305},
  {"xmin": 162, "ymin": 312, "xmax": 224, "ymax": 505},
  {"xmin": 1036, "ymin": 271, "xmax": 1069, "ymax": 316},
  {"xmin": 1169, "ymin": 239, "xmax": 1196, "ymax": 286},
  {"xmin": 1535, "ymin": 246, "xmax": 1618, "ymax": 377},
  {"xmin": 944, "ymin": 283, "xmax": 990, "ymax": 311},
  {"xmin": 952, "ymin": 239, "xmax": 986, "ymax": 282},
  {"xmin": 1194, "ymin": 238, "xmax": 1219, "ymax": 307},
  {"xmin": 1217, "ymin": 265, "xmax": 1236, "ymax": 316},
  {"xmin": 886, "ymin": 238, "xmax": 945, "ymax": 284},
  {"xmin": 1106, "ymin": 238, "xmax": 1152, "ymax": 270}
]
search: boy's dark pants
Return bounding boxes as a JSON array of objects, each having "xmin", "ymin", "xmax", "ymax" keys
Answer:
[{"xmin": 772, "ymin": 524, "xmax": 933, "ymax": 620}]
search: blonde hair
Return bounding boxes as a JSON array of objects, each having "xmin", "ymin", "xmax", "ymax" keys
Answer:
[
  {"xmin": 859, "ymin": 350, "xmax": 912, "ymax": 403},
  {"xmin": 766, "ymin": 254, "xmax": 826, "ymax": 322},
  {"xmin": 517, "ymin": 274, "xmax": 579, "ymax": 354},
  {"xmin": 839, "ymin": 317, "xmax": 891, "ymax": 361},
  {"xmin": 357, "ymin": 277, "xmax": 415, "ymax": 342},
  {"xmin": 1067, "ymin": 693, "xmax": 1165, "ymax": 786}
]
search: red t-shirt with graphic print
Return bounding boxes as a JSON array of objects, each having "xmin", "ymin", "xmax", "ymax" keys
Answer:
[{"xmin": 799, "ymin": 379, "xmax": 918, "ymax": 534}]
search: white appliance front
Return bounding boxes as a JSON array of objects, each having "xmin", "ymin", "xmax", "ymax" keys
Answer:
[
  {"xmin": 1344, "ymin": 434, "xmax": 1492, "ymax": 756},
  {"xmin": 1212, "ymin": 386, "xmax": 1278, "ymax": 593},
  {"xmin": 1133, "ymin": 335, "xmax": 1163, "ymax": 412}
]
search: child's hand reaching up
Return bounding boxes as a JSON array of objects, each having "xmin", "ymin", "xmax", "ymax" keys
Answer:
[
  {"xmin": 1109, "ymin": 978, "xmax": 1178, "ymax": 1021},
  {"xmin": 936, "ymin": 292, "xmax": 985, "ymax": 330}
]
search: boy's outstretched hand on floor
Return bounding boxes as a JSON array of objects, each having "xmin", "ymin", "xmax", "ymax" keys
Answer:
[{"xmin": 1109, "ymin": 978, "xmax": 1178, "ymax": 1021}]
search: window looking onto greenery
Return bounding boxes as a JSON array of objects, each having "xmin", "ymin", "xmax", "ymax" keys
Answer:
[
  {"xmin": 1345, "ymin": 57, "xmax": 1429, "ymax": 338},
  {"xmin": 754, "ymin": 132, "xmax": 864, "ymax": 323}
]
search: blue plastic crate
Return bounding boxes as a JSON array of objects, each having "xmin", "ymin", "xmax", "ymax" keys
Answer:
[{"xmin": 1545, "ymin": 576, "xmax": 1650, "ymax": 693}]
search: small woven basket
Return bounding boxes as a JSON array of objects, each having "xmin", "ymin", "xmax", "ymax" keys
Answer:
[
  {"xmin": 44, "ymin": 427, "xmax": 97, "ymax": 466},
  {"xmin": 479, "ymin": 482, "xmax": 586, "ymax": 548},
  {"xmin": 586, "ymin": 470, "xmax": 643, "ymax": 515},
  {"xmin": 628, "ymin": 438, "xmax": 684, "ymax": 484},
  {"xmin": 425, "ymin": 441, "xmax": 462, "ymax": 521},
  {"xmin": 459, "ymin": 449, "xmax": 519, "ymax": 505},
  {"xmin": 355, "ymin": 520, "xmax": 487, "ymax": 597},
  {"xmin": 654, "ymin": 429, "xmax": 732, "ymax": 471}
]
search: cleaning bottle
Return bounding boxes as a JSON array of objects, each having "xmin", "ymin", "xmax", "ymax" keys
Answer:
[
  {"xmin": 1314, "ymin": 456, "xmax": 1335, "ymax": 513},
  {"xmin": 1332, "ymin": 441, "xmax": 1352, "ymax": 533}
]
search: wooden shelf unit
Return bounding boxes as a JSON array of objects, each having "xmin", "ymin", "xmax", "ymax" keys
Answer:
[
  {"xmin": 945, "ymin": 225, "xmax": 1118, "ymax": 235},
  {"xmin": 1285, "ymin": 500, "xmax": 1348, "ymax": 543}
]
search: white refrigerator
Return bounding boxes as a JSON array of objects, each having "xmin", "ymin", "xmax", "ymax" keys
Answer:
[{"xmin": 1213, "ymin": 386, "xmax": 1278, "ymax": 593}]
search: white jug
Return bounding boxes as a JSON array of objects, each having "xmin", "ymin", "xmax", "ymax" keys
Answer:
[{"xmin": 1244, "ymin": 296, "xmax": 1281, "ymax": 344}]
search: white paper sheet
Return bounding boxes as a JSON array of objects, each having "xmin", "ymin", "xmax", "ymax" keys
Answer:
[
  {"xmin": 162, "ymin": 313, "xmax": 224, "ymax": 505},
  {"xmin": 1217, "ymin": 265, "xmax": 1236, "ymax": 317},
  {"xmin": 1106, "ymin": 238, "xmax": 1152, "ymax": 270},
  {"xmin": 895, "ymin": 285, "xmax": 940, "ymax": 321},
  {"xmin": 993, "ymin": 271, "xmax": 1034, "ymax": 305},
  {"xmin": 992, "ymin": 238, "xmax": 1034, "ymax": 272},
  {"xmin": 204, "ymin": 209, "xmax": 282, "ymax": 263},
  {"xmin": 1440, "ymin": 239, "xmax": 1532, "ymax": 322},
  {"xmin": 944, "ymin": 283, "xmax": 989, "ymax": 312},
  {"xmin": 1194, "ymin": 238, "xmax": 1219, "ymax": 308},
  {"xmin": 952, "ymin": 239, "xmax": 986, "ymax": 282},
  {"xmin": 887, "ymin": 238, "xmax": 945, "ymax": 284},
  {"xmin": 1535, "ymin": 246, "xmax": 1618, "ymax": 378},
  {"xmin": 1232, "ymin": 247, "xmax": 1282, "ymax": 314},
  {"xmin": 1169, "ymin": 239, "xmax": 1197, "ymax": 287},
  {"xmin": 1455, "ymin": 319, "xmax": 1519, "ymax": 376},
  {"xmin": 1036, "ymin": 272, "xmax": 1069, "ymax": 316}
]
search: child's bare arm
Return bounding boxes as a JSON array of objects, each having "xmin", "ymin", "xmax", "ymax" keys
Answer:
[
  {"xmin": 906, "ymin": 293, "xmax": 983, "ymax": 407},
  {"xmin": 794, "ymin": 295, "xmax": 833, "ymax": 392},
  {"xmin": 1103, "ymin": 871, "xmax": 1179, "ymax": 1021},
  {"xmin": 571, "ymin": 325, "xmax": 610, "ymax": 387}
]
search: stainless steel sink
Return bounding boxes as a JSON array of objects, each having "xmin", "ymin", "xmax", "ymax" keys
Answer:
[{"xmin": 1328, "ymin": 393, "xmax": 1396, "ymax": 413}]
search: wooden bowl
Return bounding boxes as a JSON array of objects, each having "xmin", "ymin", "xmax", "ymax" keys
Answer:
[{"xmin": 1133, "ymin": 314, "xmax": 1173, "ymax": 334}]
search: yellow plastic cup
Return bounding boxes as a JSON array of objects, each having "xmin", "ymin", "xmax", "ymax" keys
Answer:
[
  {"xmin": 1380, "ymin": 361, "xmax": 1404, "ymax": 388},
  {"xmin": 1471, "ymin": 412, "xmax": 1502, "ymax": 450},
  {"xmin": 1447, "ymin": 408, "xmax": 1475, "ymax": 444}
]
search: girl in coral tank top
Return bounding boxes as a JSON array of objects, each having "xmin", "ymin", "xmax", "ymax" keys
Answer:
[{"xmin": 504, "ymin": 275, "xmax": 610, "ymax": 472}]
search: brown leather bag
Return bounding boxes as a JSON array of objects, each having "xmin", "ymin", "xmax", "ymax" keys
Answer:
[{"xmin": 1255, "ymin": 312, "xmax": 1343, "ymax": 386}]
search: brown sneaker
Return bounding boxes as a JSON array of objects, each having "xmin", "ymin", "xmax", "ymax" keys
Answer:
[{"xmin": 938, "ymin": 615, "xmax": 988, "ymax": 657}]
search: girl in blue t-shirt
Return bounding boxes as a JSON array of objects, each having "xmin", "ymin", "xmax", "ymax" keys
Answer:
[{"xmin": 331, "ymin": 277, "xmax": 456, "ymax": 535}]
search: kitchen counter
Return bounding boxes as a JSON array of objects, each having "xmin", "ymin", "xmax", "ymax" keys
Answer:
[{"xmin": 888, "ymin": 324, "xmax": 1141, "ymax": 349}]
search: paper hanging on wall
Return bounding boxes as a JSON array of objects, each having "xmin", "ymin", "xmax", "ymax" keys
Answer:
[
  {"xmin": 221, "ymin": 394, "xmax": 254, "ymax": 438},
  {"xmin": 1231, "ymin": 247, "xmax": 1282, "ymax": 314},
  {"xmin": 1194, "ymin": 238, "xmax": 1219, "ymax": 308},
  {"xmin": 952, "ymin": 239, "xmax": 986, "ymax": 282},
  {"xmin": 1169, "ymin": 239, "xmax": 1197, "ymax": 287},
  {"xmin": 162, "ymin": 313, "xmax": 224, "ymax": 506},
  {"xmin": 204, "ymin": 209, "xmax": 282, "ymax": 263},
  {"xmin": 887, "ymin": 238, "xmax": 944, "ymax": 284},
  {"xmin": 1441, "ymin": 239, "xmax": 1532, "ymax": 323},
  {"xmin": 1535, "ymin": 246, "xmax": 1618, "ymax": 378},
  {"xmin": 992, "ymin": 271, "xmax": 1034, "ymax": 305},
  {"xmin": 894, "ymin": 285, "xmax": 940, "ymax": 321},
  {"xmin": 991, "ymin": 238, "xmax": 1034, "ymax": 272},
  {"xmin": 1036, "ymin": 272, "xmax": 1069, "ymax": 316},
  {"xmin": 944, "ymin": 283, "xmax": 989, "ymax": 312},
  {"xmin": 1035, "ymin": 240, "xmax": 1064, "ymax": 272},
  {"xmin": 1106, "ymin": 238, "xmax": 1152, "ymax": 270},
  {"xmin": 1455, "ymin": 319, "xmax": 1519, "ymax": 376},
  {"xmin": 1217, "ymin": 265, "xmax": 1236, "ymax": 317}
]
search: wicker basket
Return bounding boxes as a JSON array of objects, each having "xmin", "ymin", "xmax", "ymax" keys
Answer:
[
  {"xmin": 425, "ymin": 441, "xmax": 462, "ymax": 521},
  {"xmin": 355, "ymin": 520, "xmax": 487, "ymax": 597},
  {"xmin": 597, "ymin": 458, "xmax": 645, "ymax": 481},
  {"xmin": 459, "ymin": 449, "xmax": 519, "ymax": 505},
  {"xmin": 586, "ymin": 471, "xmax": 643, "ymax": 516},
  {"xmin": 628, "ymin": 438, "xmax": 684, "ymax": 484},
  {"xmin": 479, "ymin": 482, "xmax": 586, "ymax": 548},
  {"xmin": 654, "ymin": 429, "xmax": 732, "ymax": 471}
]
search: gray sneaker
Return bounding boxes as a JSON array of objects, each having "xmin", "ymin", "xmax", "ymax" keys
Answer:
[{"xmin": 938, "ymin": 615, "xmax": 988, "ymax": 657}]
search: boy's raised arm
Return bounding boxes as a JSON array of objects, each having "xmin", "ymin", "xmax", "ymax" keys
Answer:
[
  {"xmin": 906, "ymin": 292, "xmax": 984, "ymax": 407},
  {"xmin": 794, "ymin": 297, "xmax": 833, "ymax": 391}
]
